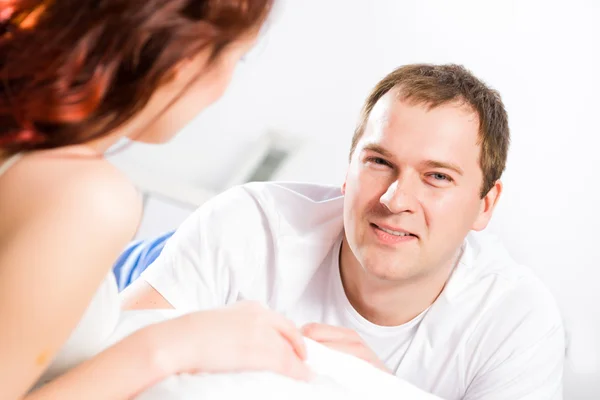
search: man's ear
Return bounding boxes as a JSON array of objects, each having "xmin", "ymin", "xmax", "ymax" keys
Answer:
[
  {"xmin": 341, "ymin": 168, "xmax": 350, "ymax": 195},
  {"xmin": 472, "ymin": 180, "xmax": 503, "ymax": 231}
]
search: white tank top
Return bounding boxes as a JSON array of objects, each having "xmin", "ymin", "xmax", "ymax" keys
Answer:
[{"xmin": 0, "ymin": 153, "xmax": 122, "ymax": 388}]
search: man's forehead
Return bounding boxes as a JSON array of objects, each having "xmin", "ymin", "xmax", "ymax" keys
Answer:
[
  {"xmin": 368, "ymin": 91, "xmax": 397, "ymax": 127},
  {"xmin": 368, "ymin": 89, "xmax": 479, "ymax": 128}
]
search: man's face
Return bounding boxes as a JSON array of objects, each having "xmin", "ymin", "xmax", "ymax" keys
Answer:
[{"xmin": 342, "ymin": 91, "xmax": 500, "ymax": 282}]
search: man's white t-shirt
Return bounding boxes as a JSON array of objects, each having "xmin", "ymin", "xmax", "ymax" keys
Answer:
[{"xmin": 142, "ymin": 182, "xmax": 565, "ymax": 400}]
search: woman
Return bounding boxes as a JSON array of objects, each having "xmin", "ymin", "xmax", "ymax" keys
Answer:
[{"xmin": 0, "ymin": 1, "xmax": 311, "ymax": 399}]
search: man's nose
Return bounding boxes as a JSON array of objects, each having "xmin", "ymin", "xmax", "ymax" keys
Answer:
[{"xmin": 380, "ymin": 176, "xmax": 419, "ymax": 214}]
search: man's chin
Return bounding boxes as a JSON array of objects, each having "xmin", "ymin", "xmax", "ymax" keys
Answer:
[{"xmin": 361, "ymin": 259, "xmax": 419, "ymax": 283}]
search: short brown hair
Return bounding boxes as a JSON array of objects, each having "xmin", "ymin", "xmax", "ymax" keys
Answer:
[
  {"xmin": 0, "ymin": 0, "xmax": 273, "ymax": 154},
  {"xmin": 350, "ymin": 64, "xmax": 510, "ymax": 197}
]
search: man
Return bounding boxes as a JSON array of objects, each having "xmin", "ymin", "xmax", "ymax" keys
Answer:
[{"xmin": 123, "ymin": 64, "xmax": 565, "ymax": 399}]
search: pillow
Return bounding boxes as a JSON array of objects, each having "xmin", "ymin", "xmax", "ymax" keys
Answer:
[{"xmin": 107, "ymin": 309, "xmax": 440, "ymax": 400}]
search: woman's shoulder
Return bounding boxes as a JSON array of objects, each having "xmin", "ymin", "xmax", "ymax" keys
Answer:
[{"xmin": 0, "ymin": 147, "xmax": 142, "ymax": 237}]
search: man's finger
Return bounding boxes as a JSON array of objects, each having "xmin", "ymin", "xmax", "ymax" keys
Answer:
[
  {"xmin": 319, "ymin": 341, "xmax": 390, "ymax": 372},
  {"xmin": 320, "ymin": 341, "xmax": 370, "ymax": 360},
  {"xmin": 302, "ymin": 323, "xmax": 360, "ymax": 343}
]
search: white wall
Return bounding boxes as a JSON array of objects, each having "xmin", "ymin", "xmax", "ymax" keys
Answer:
[{"xmin": 110, "ymin": 1, "xmax": 600, "ymax": 398}]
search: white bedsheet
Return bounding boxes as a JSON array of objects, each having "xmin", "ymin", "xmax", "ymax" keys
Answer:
[{"xmin": 107, "ymin": 310, "xmax": 441, "ymax": 400}]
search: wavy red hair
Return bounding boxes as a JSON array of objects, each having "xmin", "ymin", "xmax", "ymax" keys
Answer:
[{"xmin": 0, "ymin": 0, "xmax": 273, "ymax": 153}]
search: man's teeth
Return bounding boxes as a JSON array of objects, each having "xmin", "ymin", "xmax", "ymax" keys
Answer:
[{"xmin": 378, "ymin": 226, "xmax": 411, "ymax": 237}]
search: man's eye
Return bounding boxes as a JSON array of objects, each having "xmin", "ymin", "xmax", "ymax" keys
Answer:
[
  {"xmin": 430, "ymin": 173, "xmax": 452, "ymax": 182},
  {"xmin": 367, "ymin": 157, "xmax": 391, "ymax": 167}
]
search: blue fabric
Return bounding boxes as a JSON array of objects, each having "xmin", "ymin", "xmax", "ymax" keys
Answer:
[{"xmin": 112, "ymin": 230, "xmax": 175, "ymax": 292}]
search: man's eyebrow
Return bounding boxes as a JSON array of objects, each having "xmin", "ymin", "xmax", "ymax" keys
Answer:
[
  {"xmin": 362, "ymin": 143, "xmax": 395, "ymax": 159},
  {"xmin": 423, "ymin": 160, "xmax": 464, "ymax": 176}
]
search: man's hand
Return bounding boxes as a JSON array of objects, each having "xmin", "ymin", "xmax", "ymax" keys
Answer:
[{"xmin": 301, "ymin": 323, "xmax": 391, "ymax": 373}]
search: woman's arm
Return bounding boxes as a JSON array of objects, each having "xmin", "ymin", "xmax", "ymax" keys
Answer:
[
  {"xmin": 24, "ymin": 328, "xmax": 170, "ymax": 400},
  {"xmin": 0, "ymin": 157, "xmax": 143, "ymax": 399},
  {"xmin": 26, "ymin": 301, "xmax": 313, "ymax": 399}
]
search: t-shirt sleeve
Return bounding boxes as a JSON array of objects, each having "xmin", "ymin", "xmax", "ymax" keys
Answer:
[
  {"xmin": 140, "ymin": 186, "xmax": 269, "ymax": 313},
  {"xmin": 463, "ymin": 278, "xmax": 566, "ymax": 400}
]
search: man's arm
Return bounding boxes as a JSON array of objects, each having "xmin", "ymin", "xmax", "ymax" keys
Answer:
[
  {"xmin": 121, "ymin": 186, "xmax": 268, "ymax": 312},
  {"xmin": 121, "ymin": 280, "xmax": 174, "ymax": 309}
]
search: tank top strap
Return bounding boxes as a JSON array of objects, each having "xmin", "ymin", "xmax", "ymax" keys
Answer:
[{"xmin": 0, "ymin": 153, "xmax": 23, "ymax": 178}]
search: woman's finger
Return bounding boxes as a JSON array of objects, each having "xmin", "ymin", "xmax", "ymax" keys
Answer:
[
  {"xmin": 261, "ymin": 334, "xmax": 313, "ymax": 382},
  {"xmin": 268, "ymin": 311, "xmax": 308, "ymax": 360}
]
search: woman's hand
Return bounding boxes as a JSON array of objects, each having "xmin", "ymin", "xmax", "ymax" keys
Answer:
[{"xmin": 151, "ymin": 301, "xmax": 313, "ymax": 381}]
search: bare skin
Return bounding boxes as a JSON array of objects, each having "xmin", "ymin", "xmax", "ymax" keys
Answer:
[{"xmin": 0, "ymin": 33, "xmax": 311, "ymax": 400}]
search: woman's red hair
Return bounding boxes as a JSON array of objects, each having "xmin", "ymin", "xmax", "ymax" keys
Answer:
[{"xmin": 0, "ymin": 0, "xmax": 273, "ymax": 153}]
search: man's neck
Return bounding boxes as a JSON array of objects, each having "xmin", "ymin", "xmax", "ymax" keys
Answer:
[{"xmin": 339, "ymin": 240, "xmax": 460, "ymax": 327}]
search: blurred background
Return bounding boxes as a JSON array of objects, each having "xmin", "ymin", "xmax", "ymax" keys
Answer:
[{"xmin": 108, "ymin": 1, "xmax": 599, "ymax": 398}]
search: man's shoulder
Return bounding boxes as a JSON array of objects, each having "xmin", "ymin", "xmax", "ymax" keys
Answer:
[
  {"xmin": 435, "ymin": 231, "xmax": 563, "ymax": 338},
  {"xmin": 203, "ymin": 181, "xmax": 344, "ymax": 228},
  {"xmin": 423, "ymin": 232, "xmax": 565, "ymax": 383},
  {"xmin": 460, "ymin": 231, "xmax": 563, "ymax": 332},
  {"xmin": 434, "ymin": 232, "xmax": 565, "ymax": 400},
  {"xmin": 241, "ymin": 181, "xmax": 344, "ymax": 204},
  {"xmin": 178, "ymin": 181, "xmax": 344, "ymax": 244},
  {"xmin": 464, "ymin": 231, "xmax": 542, "ymax": 284}
]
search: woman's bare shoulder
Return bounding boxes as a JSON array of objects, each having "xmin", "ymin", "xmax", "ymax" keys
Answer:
[{"xmin": 0, "ymin": 147, "xmax": 143, "ymax": 240}]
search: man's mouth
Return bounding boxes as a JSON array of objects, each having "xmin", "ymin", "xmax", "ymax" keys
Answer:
[{"xmin": 371, "ymin": 223, "xmax": 418, "ymax": 238}]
